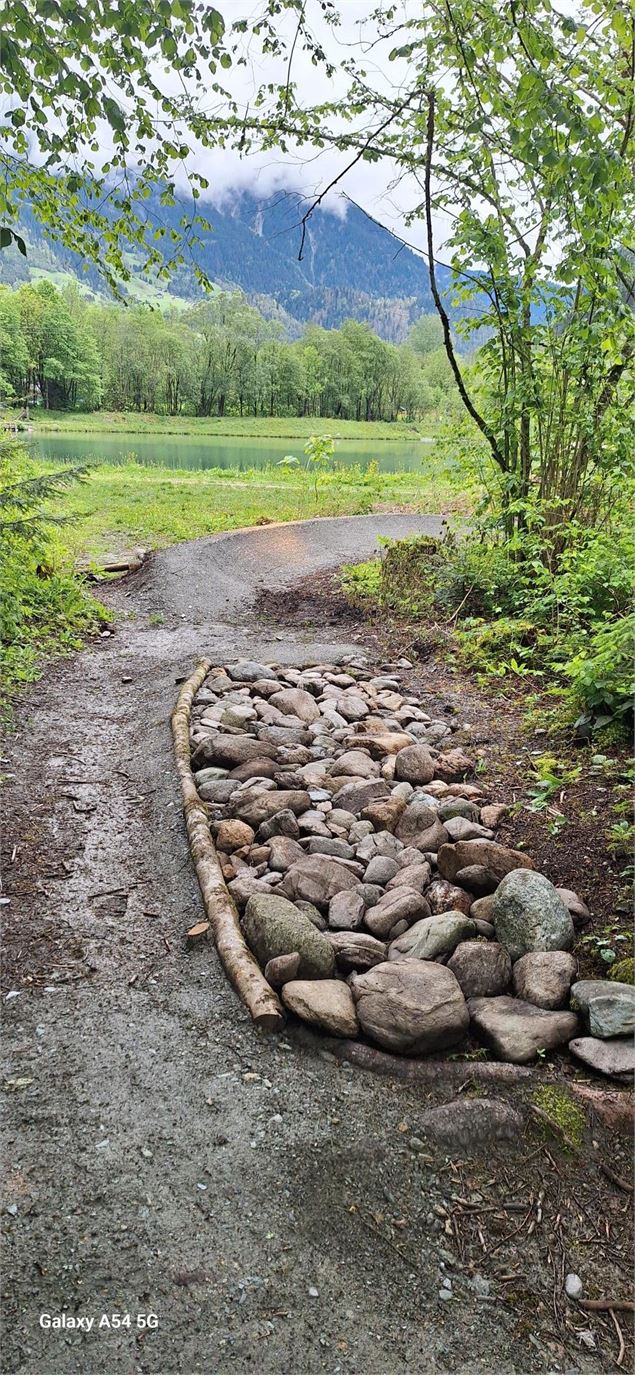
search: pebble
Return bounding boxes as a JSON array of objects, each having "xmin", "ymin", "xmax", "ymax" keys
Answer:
[{"xmin": 564, "ymin": 1273, "xmax": 583, "ymax": 1300}]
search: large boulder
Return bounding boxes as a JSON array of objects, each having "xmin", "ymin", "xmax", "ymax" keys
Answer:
[
  {"xmin": 492, "ymin": 870, "xmax": 574, "ymax": 961},
  {"xmin": 569, "ymin": 1036, "xmax": 635, "ymax": 1081},
  {"xmin": 438, "ymin": 840, "xmax": 534, "ymax": 884},
  {"xmin": 326, "ymin": 931, "xmax": 388, "ymax": 973},
  {"xmin": 389, "ymin": 912, "xmax": 475, "ymax": 963},
  {"xmin": 447, "ymin": 942, "xmax": 512, "ymax": 998},
  {"xmin": 269, "ymin": 687, "xmax": 321, "ymax": 724},
  {"xmin": 243, "ymin": 894, "xmax": 335, "ymax": 978},
  {"xmin": 570, "ymin": 980, "xmax": 635, "ymax": 1039},
  {"xmin": 234, "ymin": 789, "xmax": 311, "ymax": 828},
  {"xmin": 468, "ymin": 996, "xmax": 578, "ymax": 1064},
  {"xmin": 351, "ymin": 960, "xmax": 469, "ymax": 1054},
  {"xmin": 282, "ymin": 979, "xmax": 359, "ymax": 1037},
  {"xmin": 394, "ymin": 744, "xmax": 436, "ymax": 786},
  {"xmin": 364, "ymin": 888, "xmax": 430, "ymax": 939},
  {"xmin": 513, "ymin": 951, "xmax": 577, "ymax": 1009},
  {"xmin": 279, "ymin": 855, "xmax": 360, "ymax": 910}
]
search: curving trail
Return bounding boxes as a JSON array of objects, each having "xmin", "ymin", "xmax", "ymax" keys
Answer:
[{"xmin": 1, "ymin": 516, "xmax": 602, "ymax": 1375}]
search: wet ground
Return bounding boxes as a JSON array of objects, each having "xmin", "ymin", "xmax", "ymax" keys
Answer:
[{"xmin": 1, "ymin": 516, "xmax": 632, "ymax": 1375}]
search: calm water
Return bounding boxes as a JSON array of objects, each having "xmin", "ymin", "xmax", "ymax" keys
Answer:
[{"xmin": 32, "ymin": 430, "xmax": 434, "ymax": 474}]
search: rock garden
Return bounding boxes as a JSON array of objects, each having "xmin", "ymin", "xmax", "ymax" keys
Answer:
[{"xmin": 174, "ymin": 656, "xmax": 635, "ymax": 1080}]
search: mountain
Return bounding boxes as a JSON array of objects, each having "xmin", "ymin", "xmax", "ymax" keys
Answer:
[{"xmin": 0, "ymin": 188, "xmax": 458, "ymax": 343}]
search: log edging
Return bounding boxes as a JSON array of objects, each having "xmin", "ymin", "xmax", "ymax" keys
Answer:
[{"xmin": 171, "ymin": 658, "xmax": 285, "ymax": 1030}]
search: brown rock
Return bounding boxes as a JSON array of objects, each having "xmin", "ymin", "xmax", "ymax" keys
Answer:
[
  {"xmin": 418, "ymin": 1098, "xmax": 523, "ymax": 1148},
  {"xmin": 345, "ymin": 732, "xmax": 414, "ymax": 759},
  {"xmin": 447, "ymin": 942, "xmax": 512, "ymax": 998},
  {"xmin": 331, "ymin": 779, "xmax": 390, "ymax": 815},
  {"xmin": 279, "ymin": 855, "xmax": 360, "ymax": 910},
  {"xmin": 570, "ymin": 1084, "xmax": 634, "ymax": 1137},
  {"xmin": 480, "ymin": 804, "xmax": 508, "ymax": 829},
  {"xmin": 269, "ymin": 688, "xmax": 321, "ymax": 724},
  {"xmin": 512, "ymin": 951, "xmax": 577, "ymax": 1009},
  {"xmin": 433, "ymin": 748, "xmax": 475, "ymax": 782},
  {"xmin": 264, "ymin": 952, "xmax": 301, "ymax": 988},
  {"xmin": 386, "ymin": 862, "xmax": 432, "ymax": 895},
  {"xmin": 351, "ymin": 959, "xmax": 469, "ymax": 1054},
  {"xmin": 228, "ymin": 757, "xmax": 279, "ymax": 781},
  {"xmin": 438, "ymin": 840, "xmax": 534, "ymax": 884},
  {"xmin": 455, "ymin": 866, "xmax": 499, "ymax": 896},
  {"xmin": 426, "ymin": 878, "xmax": 472, "ymax": 916},
  {"xmin": 326, "ymin": 930, "xmax": 388, "ymax": 973},
  {"xmin": 470, "ymin": 895, "xmax": 495, "ymax": 922},
  {"xmin": 395, "ymin": 800, "xmax": 438, "ymax": 846},
  {"xmin": 282, "ymin": 979, "xmax": 359, "ymax": 1037},
  {"xmin": 234, "ymin": 789, "xmax": 311, "ymax": 827},
  {"xmin": 215, "ymin": 819, "xmax": 256, "ymax": 853},
  {"xmin": 267, "ymin": 835, "xmax": 306, "ymax": 872},
  {"xmin": 556, "ymin": 887, "xmax": 591, "ymax": 926},
  {"xmin": 361, "ymin": 795, "xmax": 407, "ymax": 832}
]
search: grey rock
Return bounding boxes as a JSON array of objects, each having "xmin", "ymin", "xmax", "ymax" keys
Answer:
[
  {"xmin": 364, "ymin": 855, "xmax": 400, "ymax": 886},
  {"xmin": 328, "ymin": 889, "xmax": 366, "ymax": 931},
  {"xmin": 447, "ymin": 941, "xmax": 512, "ymax": 998},
  {"xmin": 454, "ymin": 865, "xmax": 499, "ymax": 896},
  {"xmin": 389, "ymin": 919, "xmax": 409, "ymax": 939},
  {"xmin": 356, "ymin": 830, "xmax": 403, "ymax": 863},
  {"xmin": 418, "ymin": 1098, "xmax": 523, "ymax": 1148},
  {"xmin": 351, "ymin": 959, "xmax": 469, "ymax": 1054},
  {"xmin": 282, "ymin": 979, "xmax": 359, "ymax": 1037},
  {"xmin": 331, "ymin": 778, "xmax": 390, "ymax": 815},
  {"xmin": 193, "ymin": 733, "xmax": 277, "ymax": 770},
  {"xmin": 334, "ymin": 694, "xmax": 369, "ymax": 722},
  {"xmin": 389, "ymin": 912, "xmax": 475, "ymax": 963},
  {"xmin": 513, "ymin": 951, "xmax": 577, "ymax": 1009},
  {"xmin": 556, "ymin": 887, "xmax": 591, "ymax": 926},
  {"xmin": 493, "ymin": 870, "xmax": 574, "ymax": 961},
  {"xmin": 395, "ymin": 800, "xmax": 442, "ymax": 847},
  {"xmin": 568, "ymin": 1036, "xmax": 635, "ymax": 1080},
  {"xmin": 327, "ymin": 931, "xmax": 387, "ymax": 973},
  {"xmin": 327, "ymin": 749, "xmax": 378, "ymax": 779},
  {"xmin": 470, "ymin": 895, "xmax": 495, "ymax": 922},
  {"xmin": 570, "ymin": 980, "xmax": 635, "ymax": 1039},
  {"xmin": 348, "ymin": 820, "xmax": 374, "ymax": 843},
  {"xmin": 306, "ymin": 837, "xmax": 355, "ymax": 860},
  {"xmin": 198, "ymin": 779, "xmax": 240, "ymax": 803},
  {"xmin": 235, "ymin": 789, "xmax": 312, "ymax": 828},
  {"xmin": 226, "ymin": 660, "xmax": 278, "ymax": 682},
  {"xmin": 269, "ymin": 688, "xmax": 321, "ymax": 724},
  {"xmin": 194, "ymin": 766, "xmax": 230, "ymax": 784},
  {"xmin": 474, "ymin": 919, "xmax": 495, "ymax": 939},
  {"xmin": 438, "ymin": 799, "xmax": 480, "ymax": 823},
  {"xmin": 564, "ymin": 1274, "xmax": 583, "ymax": 1300},
  {"xmin": 264, "ymin": 952, "xmax": 301, "ymax": 988},
  {"xmin": 267, "ymin": 835, "xmax": 306, "ymax": 872},
  {"xmin": 386, "ymin": 862, "xmax": 432, "ymax": 895},
  {"xmin": 258, "ymin": 809, "xmax": 300, "ymax": 841},
  {"xmin": 444, "ymin": 817, "xmax": 494, "ymax": 843},
  {"xmin": 279, "ymin": 855, "xmax": 360, "ymax": 910},
  {"xmin": 357, "ymin": 883, "xmax": 385, "ymax": 909},
  {"xmin": 468, "ymin": 996, "xmax": 578, "ymax": 1064},
  {"xmin": 365, "ymin": 888, "xmax": 431, "ymax": 939},
  {"xmin": 394, "ymin": 744, "xmax": 436, "ymax": 786},
  {"xmin": 243, "ymin": 894, "xmax": 335, "ymax": 979},
  {"xmin": 295, "ymin": 900, "xmax": 327, "ymax": 931}
]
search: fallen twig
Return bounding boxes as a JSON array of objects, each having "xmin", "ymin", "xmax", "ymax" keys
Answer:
[{"xmin": 579, "ymin": 1299, "xmax": 635, "ymax": 1313}]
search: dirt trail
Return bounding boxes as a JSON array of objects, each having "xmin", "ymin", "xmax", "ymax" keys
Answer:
[{"xmin": 1, "ymin": 515, "xmax": 629, "ymax": 1375}]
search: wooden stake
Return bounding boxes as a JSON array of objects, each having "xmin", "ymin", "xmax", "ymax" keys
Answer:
[{"xmin": 171, "ymin": 658, "xmax": 284, "ymax": 1031}]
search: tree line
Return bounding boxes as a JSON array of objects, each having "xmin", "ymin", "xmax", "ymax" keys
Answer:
[{"xmin": 0, "ymin": 279, "xmax": 458, "ymax": 421}]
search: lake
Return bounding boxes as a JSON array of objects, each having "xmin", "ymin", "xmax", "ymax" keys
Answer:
[{"xmin": 31, "ymin": 430, "xmax": 434, "ymax": 474}]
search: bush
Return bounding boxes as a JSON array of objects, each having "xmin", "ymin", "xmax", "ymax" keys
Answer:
[{"xmin": 564, "ymin": 615, "xmax": 635, "ymax": 727}]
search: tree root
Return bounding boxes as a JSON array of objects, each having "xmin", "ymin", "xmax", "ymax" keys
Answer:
[
  {"xmin": 294, "ymin": 1030, "xmax": 535, "ymax": 1082},
  {"xmin": 171, "ymin": 658, "xmax": 284, "ymax": 1031}
]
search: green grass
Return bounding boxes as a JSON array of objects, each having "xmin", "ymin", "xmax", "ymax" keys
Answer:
[
  {"xmin": 28, "ymin": 411, "xmax": 434, "ymax": 441},
  {"xmin": 52, "ymin": 457, "xmax": 466, "ymax": 563}
]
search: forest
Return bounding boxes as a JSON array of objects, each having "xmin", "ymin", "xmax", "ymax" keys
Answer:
[{"xmin": 0, "ymin": 279, "xmax": 453, "ymax": 421}]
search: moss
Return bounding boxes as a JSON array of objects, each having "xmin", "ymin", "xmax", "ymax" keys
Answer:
[
  {"xmin": 532, "ymin": 1085, "xmax": 586, "ymax": 1149},
  {"xmin": 609, "ymin": 957, "xmax": 634, "ymax": 985}
]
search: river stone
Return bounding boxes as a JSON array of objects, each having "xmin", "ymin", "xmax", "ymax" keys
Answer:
[
  {"xmin": 570, "ymin": 980, "xmax": 635, "ymax": 1039},
  {"xmin": 347, "ymin": 731, "xmax": 414, "ymax": 759},
  {"xmin": 389, "ymin": 912, "xmax": 475, "ymax": 963},
  {"xmin": 257, "ymin": 809, "xmax": 300, "ymax": 840},
  {"xmin": 327, "ymin": 931, "xmax": 388, "ymax": 973},
  {"xmin": 351, "ymin": 960, "xmax": 469, "ymax": 1054},
  {"xmin": 282, "ymin": 979, "xmax": 359, "ymax": 1037},
  {"xmin": 267, "ymin": 835, "xmax": 306, "ymax": 872},
  {"xmin": 418, "ymin": 1098, "xmax": 523, "ymax": 1149},
  {"xmin": 356, "ymin": 830, "xmax": 403, "ymax": 862},
  {"xmin": 194, "ymin": 766, "xmax": 230, "ymax": 783},
  {"xmin": 362, "ymin": 795, "xmax": 407, "ymax": 832},
  {"xmin": 328, "ymin": 889, "xmax": 366, "ymax": 931},
  {"xmin": 234, "ymin": 789, "xmax": 312, "ymax": 827},
  {"xmin": 264, "ymin": 952, "xmax": 301, "ymax": 988},
  {"xmin": 470, "ymin": 895, "xmax": 495, "ymax": 922},
  {"xmin": 426, "ymin": 878, "xmax": 472, "ymax": 915},
  {"xmin": 357, "ymin": 883, "xmax": 385, "ymax": 909},
  {"xmin": 444, "ymin": 817, "xmax": 494, "ymax": 843},
  {"xmin": 279, "ymin": 855, "xmax": 360, "ymax": 910},
  {"xmin": 480, "ymin": 804, "xmax": 508, "ymax": 829},
  {"xmin": 192, "ymin": 733, "xmax": 277, "ymax": 769},
  {"xmin": 474, "ymin": 919, "xmax": 495, "ymax": 939},
  {"xmin": 513, "ymin": 951, "xmax": 577, "ymax": 1009},
  {"xmin": 395, "ymin": 800, "xmax": 438, "ymax": 846},
  {"xmin": 438, "ymin": 799, "xmax": 480, "ymax": 823},
  {"xmin": 433, "ymin": 748, "xmax": 474, "ymax": 782},
  {"xmin": 454, "ymin": 865, "xmax": 499, "ymax": 896},
  {"xmin": 386, "ymin": 862, "xmax": 432, "ymax": 895},
  {"xmin": 447, "ymin": 942, "xmax": 512, "ymax": 998},
  {"xmin": 394, "ymin": 744, "xmax": 436, "ymax": 786},
  {"xmin": 229, "ymin": 757, "xmax": 279, "ymax": 781},
  {"xmin": 221, "ymin": 703, "xmax": 257, "ymax": 729},
  {"xmin": 215, "ymin": 819, "xmax": 255, "ymax": 854},
  {"xmin": 331, "ymin": 778, "xmax": 390, "ymax": 814},
  {"xmin": 295, "ymin": 900, "xmax": 327, "ymax": 931},
  {"xmin": 556, "ymin": 888, "xmax": 591, "ymax": 926},
  {"xmin": 243, "ymin": 894, "xmax": 335, "ymax": 979},
  {"xmin": 438, "ymin": 840, "xmax": 534, "ymax": 884},
  {"xmin": 364, "ymin": 855, "xmax": 400, "ymax": 886},
  {"xmin": 365, "ymin": 888, "xmax": 431, "ymax": 939},
  {"xmin": 468, "ymin": 996, "xmax": 578, "ymax": 1064},
  {"xmin": 269, "ymin": 688, "xmax": 321, "ymax": 724},
  {"xmin": 493, "ymin": 870, "xmax": 574, "ymax": 961},
  {"xmin": 568, "ymin": 1036, "xmax": 635, "ymax": 1081},
  {"xmin": 198, "ymin": 779, "xmax": 241, "ymax": 803},
  {"xmin": 226, "ymin": 660, "xmax": 278, "ymax": 682},
  {"xmin": 307, "ymin": 837, "xmax": 355, "ymax": 860},
  {"xmin": 328, "ymin": 749, "xmax": 378, "ymax": 779}
]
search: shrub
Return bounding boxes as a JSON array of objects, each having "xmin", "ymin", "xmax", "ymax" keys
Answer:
[{"xmin": 564, "ymin": 615, "xmax": 635, "ymax": 727}]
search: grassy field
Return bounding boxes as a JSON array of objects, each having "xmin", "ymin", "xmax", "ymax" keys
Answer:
[
  {"xmin": 51, "ymin": 457, "xmax": 470, "ymax": 564},
  {"xmin": 27, "ymin": 411, "xmax": 434, "ymax": 441}
]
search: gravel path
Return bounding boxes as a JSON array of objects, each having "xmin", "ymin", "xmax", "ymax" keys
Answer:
[{"xmin": 1, "ymin": 515, "xmax": 611, "ymax": 1375}]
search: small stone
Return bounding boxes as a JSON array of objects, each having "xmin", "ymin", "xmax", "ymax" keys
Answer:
[
  {"xmin": 426, "ymin": 878, "xmax": 472, "ymax": 916},
  {"xmin": 328, "ymin": 890, "xmax": 366, "ymax": 931},
  {"xmin": 282, "ymin": 979, "xmax": 359, "ymax": 1037},
  {"xmin": 362, "ymin": 795, "xmax": 407, "ymax": 832},
  {"xmin": 438, "ymin": 798, "xmax": 480, "ymax": 823},
  {"xmin": 513, "ymin": 951, "xmax": 577, "ymax": 1009},
  {"xmin": 364, "ymin": 855, "xmax": 400, "ymax": 886},
  {"xmin": 215, "ymin": 819, "xmax": 255, "ymax": 853},
  {"xmin": 235, "ymin": 790, "xmax": 311, "ymax": 828},
  {"xmin": 386, "ymin": 862, "xmax": 432, "ymax": 895},
  {"xmin": 556, "ymin": 887, "xmax": 590, "ymax": 926},
  {"xmin": 394, "ymin": 744, "xmax": 436, "ymax": 786},
  {"xmin": 564, "ymin": 1274, "xmax": 583, "ymax": 1300},
  {"xmin": 264, "ymin": 952, "xmax": 301, "ymax": 988},
  {"xmin": 480, "ymin": 804, "xmax": 508, "ymax": 829}
]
